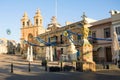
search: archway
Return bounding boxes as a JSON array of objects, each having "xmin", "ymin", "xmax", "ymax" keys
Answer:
[{"xmin": 28, "ymin": 33, "xmax": 34, "ymax": 42}]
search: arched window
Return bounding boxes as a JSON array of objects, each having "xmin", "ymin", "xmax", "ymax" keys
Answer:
[
  {"xmin": 36, "ymin": 19, "xmax": 38, "ymax": 25},
  {"xmin": 40, "ymin": 19, "xmax": 42, "ymax": 24},
  {"xmin": 27, "ymin": 21, "xmax": 29, "ymax": 26},
  {"xmin": 23, "ymin": 22, "xmax": 25, "ymax": 26}
]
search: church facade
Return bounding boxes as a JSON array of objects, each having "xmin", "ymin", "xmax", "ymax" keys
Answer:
[{"xmin": 20, "ymin": 9, "xmax": 45, "ymax": 54}]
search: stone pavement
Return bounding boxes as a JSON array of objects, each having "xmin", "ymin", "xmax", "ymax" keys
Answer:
[
  {"xmin": 0, "ymin": 54, "xmax": 45, "ymax": 73},
  {"xmin": 0, "ymin": 54, "xmax": 120, "ymax": 80}
]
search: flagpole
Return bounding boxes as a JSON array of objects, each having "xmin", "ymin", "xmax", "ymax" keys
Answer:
[{"xmin": 55, "ymin": 0, "xmax": 57, "ymax": 18}]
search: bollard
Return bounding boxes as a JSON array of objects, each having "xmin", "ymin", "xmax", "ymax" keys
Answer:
[
  {"xmin": 45, "ymin": 60, "xmax": 47, "ymax": 71},
  {"xmin": 102, "ymin": 62, "xmax": 106, "ymax": 69},
  {"xmin": 11, "ymin": 63, "xmax": 13, "ymax": 73},
  {"xmin": 60, "ymin": 62, "xmax": 63, "ymax": 71},
  {"xmin": 118, "ymin": 60, "xmax": 120, "ymax": 68},
  {"xmin": 106, "ymin": 64, "xmax": 109, "ymax": 69},
  {"xmin": 45, "ymin": 66, "xmax": 47, "ymax": 71},
  {"xmin": 28, "ymin": 62, "xmax": 31, "ymax": 72}
]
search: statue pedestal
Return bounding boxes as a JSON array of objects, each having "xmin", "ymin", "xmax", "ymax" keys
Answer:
[
  {"xmin": 76, "ymin": 61, "xmax": 96, "ymax": 72},
  {"xmin": 78, "ymin": 39, "xmax": 96, "ymax": 71}
]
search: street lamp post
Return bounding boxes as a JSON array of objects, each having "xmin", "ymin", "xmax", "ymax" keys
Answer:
[{"xmin": 6, "ymin": 29, "xmax": 14, "ymax": 73}]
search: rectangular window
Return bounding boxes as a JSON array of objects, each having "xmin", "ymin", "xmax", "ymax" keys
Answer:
[
  {"xmin": 48, "ymin": 37, "xmax": 50, "ymax": 43},
  {"xmin": 51, "ymin": 36, "xmax": 58, "ymax": 43},
  {"xmin": 92, "ymin": 31, "xmax": 96, "ymax": 38},
  {"xmin": 60, "ymin": 35, "xmax": 63, "ymax": 44},
  {"xmin": 77, "ymin": 35, "xmax": 81, "ymax": 41},
  {"xmin": 116, "ymin": 26, "xmax": 120, "ymax": 35},
  {"xmin": 61, "ymin": 48, "xmax": 63, "ymax": 54},
  {"xmin": 104, "ymin": 28, "xmax": 111, "ymax": 38},
  {"xmin": 92, "ymin": 31, "xmax": 97, "ymax": 43}
]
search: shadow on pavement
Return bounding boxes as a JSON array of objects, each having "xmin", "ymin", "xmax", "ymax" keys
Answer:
[{"xmin": 4, "ymin": 71, "xmax": 120, "ymax": 80}]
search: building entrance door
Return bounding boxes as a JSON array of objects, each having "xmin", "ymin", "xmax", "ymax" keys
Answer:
[{"xmin": 105, "ymin": 47, "xmax": 112, "ymax": 62}]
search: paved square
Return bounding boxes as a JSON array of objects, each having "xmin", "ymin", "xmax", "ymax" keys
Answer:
[{"xmin": 0, "ymin": 54, "xmax": 120, "ymax": 80}]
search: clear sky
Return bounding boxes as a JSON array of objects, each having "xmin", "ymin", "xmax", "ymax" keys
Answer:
[{"xmin": 0, "ymin": 0, "xmax": 119, "ymax": 43}]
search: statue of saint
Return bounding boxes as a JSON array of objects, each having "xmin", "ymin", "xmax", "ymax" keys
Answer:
[
  {"xmin": 81, "ymin": 26, "xmax": 89, "ymax": 39},
  {"xmin": 81, "ymin": 12, "xmax": 89, "ymax": 39}
]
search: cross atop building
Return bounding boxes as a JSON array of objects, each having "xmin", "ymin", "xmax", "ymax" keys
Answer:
[
  {"xmin": 81, "ymin": 12, "xmax": 88, "ymax": 25},
  {"xmin": 81, "ymin": 12, "xmax": 87, "ymax": 20}
]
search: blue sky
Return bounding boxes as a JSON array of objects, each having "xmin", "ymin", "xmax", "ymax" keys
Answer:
[{"xmin": 0, "ymin": 0, "xmax": 119, "ymax": 42}]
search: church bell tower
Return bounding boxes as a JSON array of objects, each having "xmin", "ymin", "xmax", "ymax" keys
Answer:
[
  {"xmin": 34, "ymin": 9, "xmax": 43, "ymax": 27},
  {"xmin": 20, "ymin": 9, "xmax": 45, "ymax": 51}
]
